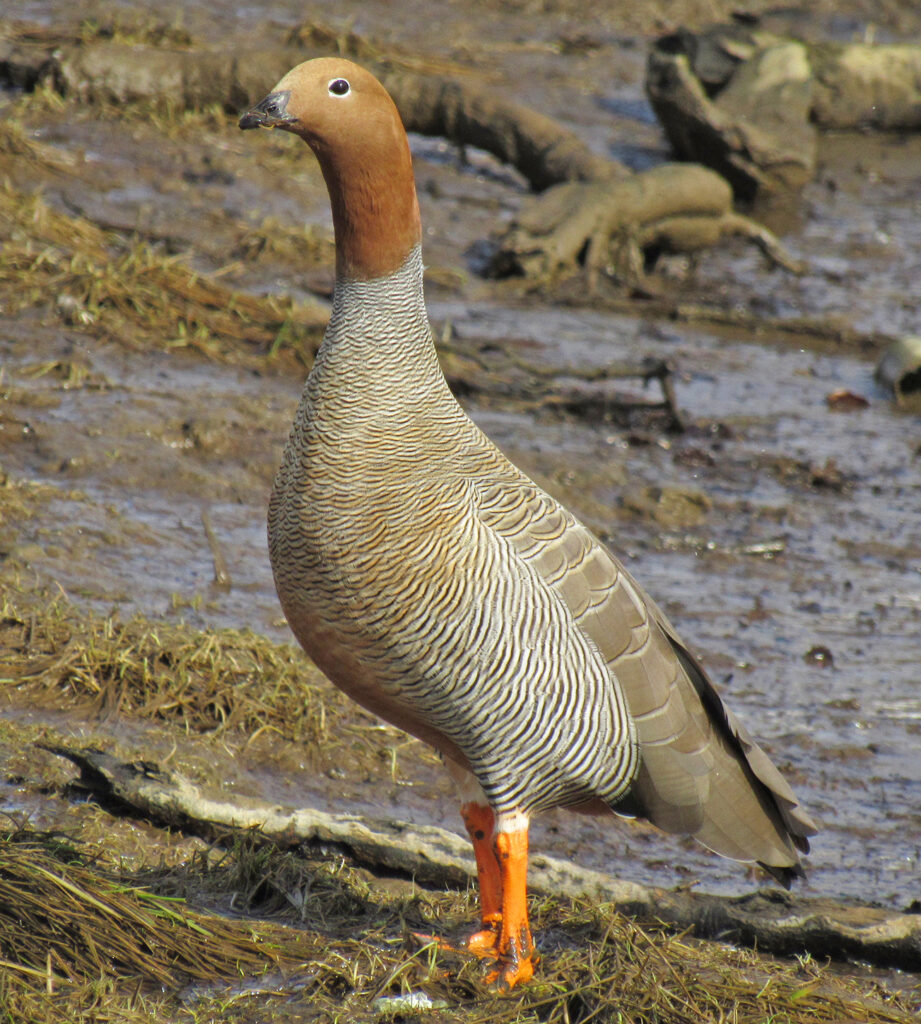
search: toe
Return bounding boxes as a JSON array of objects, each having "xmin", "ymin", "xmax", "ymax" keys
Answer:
[
  {"xmin": 484, "ymin": 953, "xmax": 535, "ymax": 990},
  {"xmin": 465, "ymin": 925, "xmax": 500, "ymax": 960}
]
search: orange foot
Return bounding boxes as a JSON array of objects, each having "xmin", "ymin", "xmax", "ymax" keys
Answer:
[
  {"xmin": 408, "ymin": 926, "xmax": 535, "ymax": 989},
  {"xmin": 484, "ymin": 927, "xmax": 539, "ymax": 989}
]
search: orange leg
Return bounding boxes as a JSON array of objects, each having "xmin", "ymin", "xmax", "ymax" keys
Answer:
[
  {"xmin": 486, "ymin": 826, "xmax": 537, "ymax": 990},
  {"xmin": 460, "ymin": 802, "xmax": 503, "ymax": 958}
]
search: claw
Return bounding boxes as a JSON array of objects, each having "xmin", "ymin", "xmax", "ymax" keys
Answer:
[{"xmin": 408, "ymin": 929, "xmax": 452, "ymax": 952}]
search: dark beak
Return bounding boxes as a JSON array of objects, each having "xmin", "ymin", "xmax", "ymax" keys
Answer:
[{"xmin": 239, "ymin": 90, "xmax": 296, "ymax": 131}]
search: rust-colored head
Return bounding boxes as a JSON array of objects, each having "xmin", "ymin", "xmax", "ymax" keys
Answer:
[{"xmin": 240, "ymin": 58, "xmax": 421, "ymax": 281}]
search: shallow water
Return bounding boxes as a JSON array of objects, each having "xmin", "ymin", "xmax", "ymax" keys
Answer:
[{"xmin": 2, "ymin": 1, "xmax": 920, "ymax": 909}]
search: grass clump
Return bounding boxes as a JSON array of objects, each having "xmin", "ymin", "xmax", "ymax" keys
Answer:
[
  {"xmin": 0, "ymin": 117, "xmax": 75, "ymax": 172},
  {"xmin": 233, "ymin": 215, "xmax": 334, "ymax": 268},
  {"xmin": 75, "ymin": 13, "xmax": 195, "ymax": 49},
  {"xmin": 0, "ymin": 591, "xmax": 338, "ymax": 746},
  {"xmin": 0, "ymin": 179, "xmax": 325, "ymax": 366},
  {"xmin": 0, "ymin": 830, "xmax": 288, "ymax": 989},
  {"xmin": 0, "ymin": 589, "xmax": 426, "ymax": 784}
]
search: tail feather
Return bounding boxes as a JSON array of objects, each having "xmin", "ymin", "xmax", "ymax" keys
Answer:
[
  {"xmin": 670, "ymin": 640, "xmax": 818, "ymax": 860},
  {"xmin": 602, "ymin": 575, "xmax": 817, "ymax": 880}
]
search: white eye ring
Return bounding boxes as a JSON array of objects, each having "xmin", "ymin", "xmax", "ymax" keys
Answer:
[{"xmin": 328, "ymin": 78, "xmax": 351, "ymax": 97}]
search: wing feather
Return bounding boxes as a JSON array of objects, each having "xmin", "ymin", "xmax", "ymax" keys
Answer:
[{"xmin": 476, "ymin": 475, "xmax": 816, "ymax": 880}]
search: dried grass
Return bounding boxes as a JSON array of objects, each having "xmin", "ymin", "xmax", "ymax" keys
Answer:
[
  {"xmin": 0, "ymin": 177, "xmax": 325, "ymax": 366},
  {"xmin": 0, "ymin": 14, "xmax": 194, "ymax": 52},
  {"xmin": 4, "ymin": 826, "xmax": 913, "ymax": 1024},
  {"xmin": 181, "ymin": 844, "xmax": 920, "ymax": 1024},
  {"xmin": 74, "ymin": 13, "xmax": 196, "ymax": 49},
  {"xmin": 0, "ymin": 590, "xmax": 423, "ymax": 790},
  {"xmin": 0, "ymin": 592, "xmax": 336, "ymax": 745},
  {"xmin": 0, "ymin": 117, "xmax": 78, "ymax": 173},
  {"xmin": 233, "ymin": 214, "xmax": 334, "ymax": 268},
  {"xmin": 287, "ymin": 18, "xmax": 474, "ymax": 76},
  {"xmin": 0, "ymin": 832, "xmax": 288, "ymax": 990}
]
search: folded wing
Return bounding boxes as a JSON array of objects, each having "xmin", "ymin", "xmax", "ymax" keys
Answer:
[{"xmin": 476, "ymin": 477, "xmax": 816, "ymax": 883}]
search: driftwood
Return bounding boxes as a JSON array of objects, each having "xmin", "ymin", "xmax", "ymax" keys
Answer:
[
  {"xmin": 646, "ymin": 34, "xmax": 816, "ymax": 199},
  {"xmin": 0, "ymin": 28, "xmax": 797, "ymax": 284},
  {"xmin": 809, "ymin": 43, "xmax": 921, "ymax": 131},
  {"xmin": 45, "ymin": 744, "xmax": 921, "ymax": 973},
  {"xmin": 647, "ymin": 23, "xmax": 921, "ymax": 197},
  {"xmin": 380, "ymin": 69, "xmax": 624, "ymax": 190},
  {"xmin": 3, "ymin": 38, "xmax": 622, "ymax": 192},
  {"xmin": 488, "ymin": 163, "xmax": 805, "ymax": 284}
]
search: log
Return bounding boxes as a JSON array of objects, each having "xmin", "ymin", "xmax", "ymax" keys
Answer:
[
  {"xmin": 875, "ymin": 336, "xmax": 921, "ymax": 406},
  {"xmin": 380, "ymin": 69, "xmax": 624, "ymax": 190},
  {"xmin": 810, "ymin": 43, "xmax": 921, "ymax": 131},
  {"xmin": 45, "ymin": 744, "xmax": 921, "ymax": 972},
  {"xmin": 646, "ymin": 34, "xmax": 817, "ymax": 198},
  {"xmin": 18, "ymin": 39, "xmax": 622, "ymax": 191},
  {"xmin": 489, "ymin": 164, "xmax": 804, "ymax": 283}
]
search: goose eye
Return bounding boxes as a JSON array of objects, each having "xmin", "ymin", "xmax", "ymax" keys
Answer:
[{"xmin": 328, "ymin": 78, "xmax": 351, "ymax": 97}]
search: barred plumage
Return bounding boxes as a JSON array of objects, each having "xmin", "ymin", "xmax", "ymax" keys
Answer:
[
  {"xmin": 241, "ymin": 57, "xmax": 817, "ymax": 989},
  {"xmin": 269, "ymin": 248, "xmax": 642, "ymax": 816}
]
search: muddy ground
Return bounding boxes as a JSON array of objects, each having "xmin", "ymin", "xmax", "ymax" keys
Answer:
[{"xmin": 1, "ymin": 1, "xmax": 920, "ymax": 1021}]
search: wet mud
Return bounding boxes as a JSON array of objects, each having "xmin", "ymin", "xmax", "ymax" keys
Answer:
[{"xmin": 1, "ymin": 0, "xmax": 921, "ymax": 1019}]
